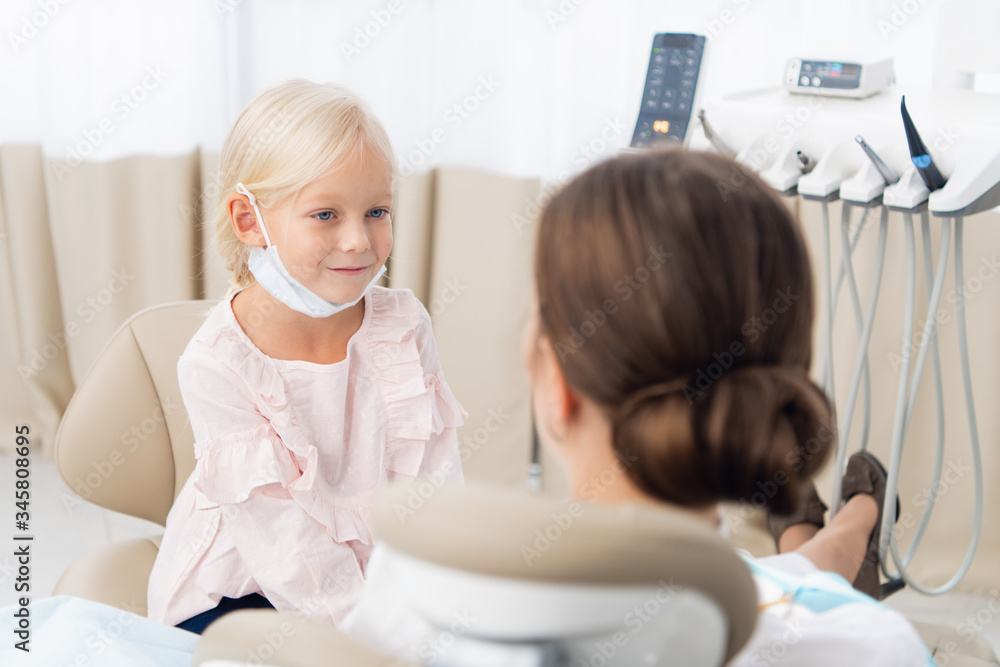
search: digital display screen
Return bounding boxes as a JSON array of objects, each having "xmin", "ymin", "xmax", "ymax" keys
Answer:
[
  {"xmin": 803, "ymin": 61, "xmax": 861, "ymax": 79},
  {"xmin": 798, "ymin": 61, "xmax": 862, "ymax": 89}
]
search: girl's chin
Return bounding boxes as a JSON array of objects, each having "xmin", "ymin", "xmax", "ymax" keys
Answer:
[{"xmin": 316, "ymin": 284, "xmax": 368, "ymax": 306}]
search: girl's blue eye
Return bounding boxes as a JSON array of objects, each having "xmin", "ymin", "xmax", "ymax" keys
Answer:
[
  {"xmin": 315, "ymin": 211, "xmax": 334, "ymax": 221},
  {"xmin": 369, "ymin": 208, "xmax": 389, "ymax": 219}
]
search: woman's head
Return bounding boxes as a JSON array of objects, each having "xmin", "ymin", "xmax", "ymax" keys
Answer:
[
  {"xmin": 524, "ymin": 149, "xmax": 832, "ymax": 515},
  {"xmin": 217, "ymin": 80, "xmax": 395, "ymax": 293}
]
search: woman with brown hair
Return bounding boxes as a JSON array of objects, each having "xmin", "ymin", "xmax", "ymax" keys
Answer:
[{"xmin": 521, "ymin": 148, "xmax": 930, "ymax": 665}]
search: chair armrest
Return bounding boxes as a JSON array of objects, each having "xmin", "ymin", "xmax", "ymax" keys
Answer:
[
  {"xmin": 192, "ymin": 609, "xmax": 416, "ymax": 667},
  {"xmin": 52, "ymin": 536, "xmax": 161, "ymax": 616}
]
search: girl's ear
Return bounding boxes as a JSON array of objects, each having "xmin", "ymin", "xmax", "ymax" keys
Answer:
[{"xmin": 227, "ymin": 192, "xmax": 266, "ymax": 247}]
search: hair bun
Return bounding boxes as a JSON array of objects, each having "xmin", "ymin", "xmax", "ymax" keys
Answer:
[
  {"xmin": 614, "ymin": 376, "xmax": 693, "ymax": 423},
  {"xmin": 612, "ymin": 366, "xmax": 833, "ymax": 515}
]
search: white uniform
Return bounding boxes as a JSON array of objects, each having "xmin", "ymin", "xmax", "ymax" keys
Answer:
[{"xmin": 730, "ymin": 551, "xmax": 932, "ymax": 667}]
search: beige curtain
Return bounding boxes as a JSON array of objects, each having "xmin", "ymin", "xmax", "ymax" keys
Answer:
[
  {"xmin": 1, "ymin": 147, "xmax": 212, "ymax": 450},
  {"xmin": 0, "ymin": 145, "xmax": 71, "ymax": 450},
  {"xmin": 1, "ymin": 145, "xmax": 997, "ymax": 593}
]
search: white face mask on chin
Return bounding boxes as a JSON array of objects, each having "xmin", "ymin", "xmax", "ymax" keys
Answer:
[{"xmin": 236, "ymin": 183, "xmax": 386, "ymax": 319}]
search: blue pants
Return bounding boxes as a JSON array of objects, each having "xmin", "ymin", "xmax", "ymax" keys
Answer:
[{"xmin": 175, "ymin": 593, "xmax": 275, "ymax": 635}]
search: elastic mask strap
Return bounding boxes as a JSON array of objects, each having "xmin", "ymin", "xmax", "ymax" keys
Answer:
[{"xmin": 235, "ymin": 182, "xmax": 273, "ymax": 248}]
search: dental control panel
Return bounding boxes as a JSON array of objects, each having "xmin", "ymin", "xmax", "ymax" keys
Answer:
[
  {"xmin": 630, "ymin": 33, "xmax": 706, "ymax": 148},
  {"xmin": 697, "ymin": 84, "xmax": 1000, "ymax": 216}
]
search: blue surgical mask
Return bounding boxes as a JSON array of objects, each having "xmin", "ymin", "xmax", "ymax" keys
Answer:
[{"xmin": 236, "ymin": 183, "xmax": 387, "ymax": 318}]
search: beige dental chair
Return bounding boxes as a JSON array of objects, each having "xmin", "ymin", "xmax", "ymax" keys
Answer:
[
  {"xmin": 193, "ymin": 483, "xmax": 762, "ymax": 667},
  {"xmin": 193, "ymin": 482, "xmax": 1000, "ymax": 667},
  {"xmin": 52, "ymin": 300, "xmax": 214, "ymax": 614},
  {"xmin": 50, "ymin": 300, "xmax": 1000, "ymax": 666}
]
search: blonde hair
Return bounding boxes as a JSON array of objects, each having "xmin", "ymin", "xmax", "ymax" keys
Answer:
[{"xmin": 215, "ymin": 80, "xmax": 396, "ymax": 287}]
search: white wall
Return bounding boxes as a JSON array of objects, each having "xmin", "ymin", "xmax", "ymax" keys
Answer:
[{"xmin": 0, "ymin": 0, "xmax": 963, "ymax": 179}]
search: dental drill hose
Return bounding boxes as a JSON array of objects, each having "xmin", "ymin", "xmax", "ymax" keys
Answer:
[
  {"xmin": 882, "ymin": 217, "xmax": 984, "ymax": 594},
  {"xmin": 820, "ymin": 214, "xmax": 869, "ymax": 390},
  {"xmin": 820, "ymin": 202, "xmax": 837, "ymax": 401},
  {"xmin": 829, "ymin": 206, "xmax": 887, "ymax": 519},
  {"xmin": 898, "ymin": 211, "xmax": 949, "ymax": 567},
  {"xmin": 838, "ymin": 204, "xmax": 873, "ymax": 456}
]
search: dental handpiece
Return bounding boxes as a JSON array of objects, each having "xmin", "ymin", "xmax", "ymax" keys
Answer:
[
  {"xmin": 901, "ymin": 96, "xmax": 947, "ymax": 192},
  {"xmin": 796, "ymin": 150, "xmax": 816, "ymax": 174},
  {"xmin": 855, "ymin": 135, "xmax": 899, "ymax": 185},
  {"xmin": 697, "ymin": 109, "xmax": 736, "ymax": 156}
]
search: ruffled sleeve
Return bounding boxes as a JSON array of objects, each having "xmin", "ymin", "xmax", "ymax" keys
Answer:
[
  {"xmin": 192, "ymin": 423, "xmax": 301, "ymax": 505},
  {"xmin": 425, "ymin": 369, "xmax": 467, "ymax": 434},
  {"xmin": 366, "ymin": 288, "xmax": 468, "ymax": 482},
  {"xmin": 179, "ymin": 316, "xmax": 311, "ymax": 493}
]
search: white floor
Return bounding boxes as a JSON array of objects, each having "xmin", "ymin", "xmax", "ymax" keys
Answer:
[{"xmin": 1, "ymin": 452, "xmax": 998, "ymax": 659}]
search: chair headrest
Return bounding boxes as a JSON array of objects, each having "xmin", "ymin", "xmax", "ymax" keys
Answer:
[{"xmin": 372, "ymin": 483, "xmax": 759, "ymax": 662}]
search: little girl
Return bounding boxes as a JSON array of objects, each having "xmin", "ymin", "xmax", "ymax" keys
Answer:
[{"xmin": 147, "ymin": 80, "xmax": 466, "ymax": 633}]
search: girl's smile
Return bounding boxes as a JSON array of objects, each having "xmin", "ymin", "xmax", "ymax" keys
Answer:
[{"xmin": 331, "ymin": 266, "xmax": 370, "ymax": 276}]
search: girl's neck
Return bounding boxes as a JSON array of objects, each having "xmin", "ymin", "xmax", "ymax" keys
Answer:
[{"xmin": 232, "ymin": 283, "xmax": 365, "ymax": 364}]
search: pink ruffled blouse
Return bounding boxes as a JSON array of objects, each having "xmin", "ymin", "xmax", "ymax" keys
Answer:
[{"xmin": 147, "ymin": 286, "xmax": 467, "ymax": 628}]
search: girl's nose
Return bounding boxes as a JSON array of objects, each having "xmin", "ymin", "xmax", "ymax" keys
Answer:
[{"xmin": 337, "ymin": 216, "xmax": 372, "ymax": 253}]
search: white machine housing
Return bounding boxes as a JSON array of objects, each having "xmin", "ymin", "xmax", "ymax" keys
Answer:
[{"xmin": 784, "ymin": 58, "xmax": 894, "ymax": 99}]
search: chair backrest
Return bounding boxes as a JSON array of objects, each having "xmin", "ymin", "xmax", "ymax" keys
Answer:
[
  {"xmin": 53, "ymin": 300, "xmax": 213, "ymax": 526},
  {"xmin": 370, "ymin": 483, "xmax": 759, "ymax": 666}
]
